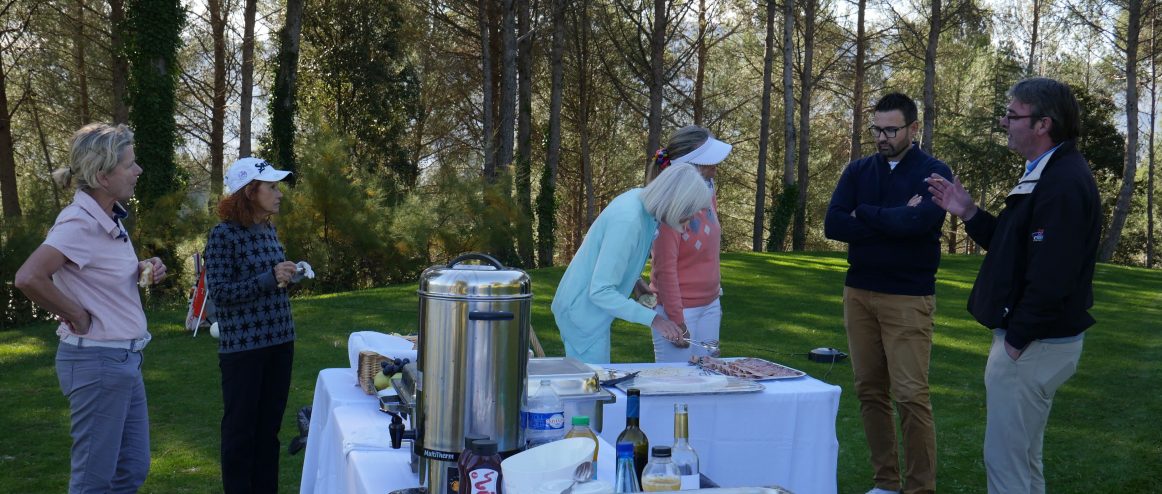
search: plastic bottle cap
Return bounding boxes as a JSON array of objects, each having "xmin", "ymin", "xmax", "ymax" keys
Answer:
[
  {"xmin": 464, "ymin": 433, "xmax": 489, "ymax": 448},
  {"xmin": 627, "ymin": 388, "xmax": 640, "ymax": 397},
  {"xmin": 572, "ymin": 415, "xmax": 589, "ymax": 426},
  {"xmin": 651, "ymin": 446, "xmax": 671, "ymax": 457},
  {"xmin": 474, "ymin": 439, "xmax": 499, "ymax": 456}
]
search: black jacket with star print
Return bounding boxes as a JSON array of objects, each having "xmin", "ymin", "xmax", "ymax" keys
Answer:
[{"xmin": 204, "ymin": 220, "xmax": 296, "ymax": 353}]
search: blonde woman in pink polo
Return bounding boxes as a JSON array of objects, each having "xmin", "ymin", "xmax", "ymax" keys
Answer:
[
  {"xmin": 15, "ymin": 123, "xmax": 166, "ymax": 493},
  {"xmin": 646, "ymin": 125, "xmax": 731, "ymax": 362}
]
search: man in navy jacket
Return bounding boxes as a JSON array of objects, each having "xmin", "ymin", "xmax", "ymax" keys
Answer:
[
  {"xmin": 928, "ymin": 78, "xmax": 1100, "ymax": 493},
  {"xmin": 825, "ymin": 93, "xmax": 951, "ymax": 494}
]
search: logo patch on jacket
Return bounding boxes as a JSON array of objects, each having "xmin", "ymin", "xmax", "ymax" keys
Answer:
[{"xmin": 1031, "ymin": 229, "xmax": 1045, "ymax": 242}]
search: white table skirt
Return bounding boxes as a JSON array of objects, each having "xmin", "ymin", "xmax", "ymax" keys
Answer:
[
  {"xmin": 300, "ymin": 370, "xmax": 617, "ymax": 494},
  {"xmin": 598, "ymin": 362, "xmax": 841, "ymax": 494}
]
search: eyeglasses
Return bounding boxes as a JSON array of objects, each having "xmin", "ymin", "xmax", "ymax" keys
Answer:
[
  {"xmin": 867, "ymin": 122, "xmax": 914, "ymax": 138},
  {"xmin": 999, "ymin": 113, "xmax": 1045, "ymax": 122}
]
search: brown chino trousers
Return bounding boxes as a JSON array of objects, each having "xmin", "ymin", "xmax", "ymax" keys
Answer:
[{"xmin": 844, "ymin": 286, "xmax": 937, "ymax": 494}]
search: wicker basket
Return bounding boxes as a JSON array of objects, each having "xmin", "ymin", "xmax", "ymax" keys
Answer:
[{"xmin": 357, "ymin": 351, "xmax": 390, "ymax": 395}]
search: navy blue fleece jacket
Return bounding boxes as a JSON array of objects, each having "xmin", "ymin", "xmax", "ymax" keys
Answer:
[{"xmin": 824, "ymin": 144, "xmax": 953, "ymax": 296}]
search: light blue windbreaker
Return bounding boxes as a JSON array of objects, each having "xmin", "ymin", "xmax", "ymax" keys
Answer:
[{"xmin": 551, "ymin": 188, "xmax": 660, "ymax": 363}]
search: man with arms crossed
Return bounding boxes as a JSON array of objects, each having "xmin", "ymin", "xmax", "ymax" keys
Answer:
[
  {"xmin": 825, "ymin": 93, "xmax": 951, "ymax": 494},
  {"xmin": 928, "ymin": 78, "xmax": 1100, "ymax": 493}
]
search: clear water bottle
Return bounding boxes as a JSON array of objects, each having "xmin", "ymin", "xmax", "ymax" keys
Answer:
[
  {"xmin": 614, "ymin": 442, "xmax": 642, "ymax": 493},
  {"xmin": 525, "ymin": 379, "xmax": 566, "ymax": 448}
]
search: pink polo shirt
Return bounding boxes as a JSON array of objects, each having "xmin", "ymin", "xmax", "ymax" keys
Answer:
[
  {"xmin": 43, "ymin": 190, "xmax": 148, "ymax": 341},
  {"xmin": 649, "ymin": 200, "xmax": 722, "ymax": 325}
]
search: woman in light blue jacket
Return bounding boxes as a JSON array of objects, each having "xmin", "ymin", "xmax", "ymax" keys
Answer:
[{"xmin": 551, "ymin": 163, "xmax": 713, "ymax": 363}]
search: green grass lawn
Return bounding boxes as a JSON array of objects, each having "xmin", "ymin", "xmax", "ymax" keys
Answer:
[{"xmin": 1, "ymin": 252, "xmax": 1159, "ymax": 493}]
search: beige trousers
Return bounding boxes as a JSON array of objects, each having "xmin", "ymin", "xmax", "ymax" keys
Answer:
[
  {"xmin": 984, "ymin": 332, "xmax": 1083, "ymax": 494},
  {"xmin": 844, "ymin": 286, "xmax": 937, "ymax": 494}
]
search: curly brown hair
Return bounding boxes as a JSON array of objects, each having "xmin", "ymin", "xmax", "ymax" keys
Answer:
[{"xmin": 216, "ymin": 181, "xmax": 268, "ymax": 226}]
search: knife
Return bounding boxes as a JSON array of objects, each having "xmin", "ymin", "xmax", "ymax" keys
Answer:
[{"xmin": 599, "ymin": 371, "xmax": 641, "ymax": 387}]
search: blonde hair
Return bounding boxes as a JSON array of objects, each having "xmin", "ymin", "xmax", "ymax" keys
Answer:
[
  {"xmin": 53, "ymin": 123, "xmax": 135, "ymax": 190},
  {"xmin": 640, "ymin": 163, "xmax": 712, "ymax": 231}
]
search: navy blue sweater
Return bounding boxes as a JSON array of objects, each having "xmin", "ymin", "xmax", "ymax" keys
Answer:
[
  {"xmin": 204, "ymin": 221, "xmax": 295, "ymax": 353},
  {"xmin": 824, "ymin": 145, "xmax": 952, "ymax": 296}
]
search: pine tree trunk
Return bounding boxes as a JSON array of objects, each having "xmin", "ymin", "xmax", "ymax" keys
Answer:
[
  {"xmin": 210, "ymin": 0, "xmax": 226, "ymax": 203},
  {"xmin": 271, "ymin": 0, "xmax": 303, "ymax": 180},
  {"xmin": 754, "ymin": 0, "xmax": 775, "ymax": 252},
  {"xmin": 239, "ymin": 0, "xmax": 256, "ymax": 157},
  {"xmin": 110, "ymin": 0, "xmax": 129, "ymax": 124},
  {"xmin": 538, "ymin": 0, "xmax": 566, "ymax": 267},
  {"xmin": 920, "ymin": 0, "xmax": 940, "ymax": 154},
  {"xmin": 499, "ymin": 0, "xmax": 517, "ymax": 172},
  {"xmin": 479, "ymin": 0, "xmax": 496, "ymax": 180},
  {"xmin": 0, "ymin": 56, "xmax": 21, "ymax": 218},
  {"xmin": 693, "ymin": 0, "xmax": 707, "ymax": 126},
  {"xmin": 1100, "ymin": 0, "xmax": 1142, "ymax": 261},
  {"xmin": 516, "ymin": 0, "xmax": 534, "ymax": 267},
  {"xmin": 74, "ymin": 0, "xmax": 91, "ymax": 125},
  {"xmin": 849, "ymin": 0, "xmax": 865, "ymax": 162},
  {"xmin": 793, "ymin": 0, "xmax": 815, "ymax": 251},
  {"xmin": 645, "ymin": 0, "xmax": 666, "ymax": 181}
]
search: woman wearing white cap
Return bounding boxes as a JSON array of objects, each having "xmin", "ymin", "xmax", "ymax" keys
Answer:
[
  {"xmin": 645, "ymin": 125, "xmax": 732, "ymax": 362},
  {"xmin": 203, "ymin": 157, "xmax": 300, "ymax": 493},
  {"xmin": 552, "ymin": 163, "xmax": 713, "ymax": 364}
]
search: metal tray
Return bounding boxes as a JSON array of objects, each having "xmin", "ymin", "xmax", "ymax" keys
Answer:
[
  {"xmin": 613, "ymin": 366, "xmax": 764, "ymax": 396},
  {"xmin": 696, "ymin": 357, "xmax": 806, "ymax": 381}
]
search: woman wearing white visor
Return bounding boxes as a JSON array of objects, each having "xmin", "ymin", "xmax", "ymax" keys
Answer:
[{"xmin": 645, "ymin": 125, "xmax": 732, "ymax": 362}]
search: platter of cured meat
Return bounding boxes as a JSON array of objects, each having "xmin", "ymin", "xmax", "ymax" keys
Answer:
[{"xmin": 690, "ymin": 356, "xmax": 807, "ymax": 381}]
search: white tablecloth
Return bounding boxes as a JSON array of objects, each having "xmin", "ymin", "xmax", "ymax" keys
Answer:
[
  {"xmin": 300, "ymin": 370, "xmax": 617, "ymax": 494},
  {"xmin": 598, "ymin": 362, "xmax": 841, "ymax": 494}
]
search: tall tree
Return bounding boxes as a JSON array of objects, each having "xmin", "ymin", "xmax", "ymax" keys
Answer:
[
  {"xmin": 209, "ymin": 0, "xmax": 227, "ymax": 202},
  {"xmin": 270, "ymin": 0, "xmax": 304, "ymax": 181},
  {"xmin": 479, "ymin": 0, "xmax": 496, "ymax": 179},
  {"xmin": 238, "ymin": 0, "xmax": 256, "ymax": 157},
  {"xmin": 111, "ymin": 0, "xmax": 129, "ymax": 123},
  {"xmin": 601, "ymin": 0, "xmax": 693, "ymax": 180},
  {"xmin": 849, "ymin": 0, "xmax": 866, "ymax": 162},
  {"xmin": 498, "ymin": 0, "xmax": 517, "ymax": 174},
  {"xmin": 515, "ymin": 0, "xmax": 534, "ymax": 266},
  {"xmin": 769, "ymin": 0, "xmax": 796, "ymax": 252},
  {"xmin": 920, "ymin": 0, "xmax": 940, "ymax": 154},
  {"xmin": 792, "ymin": 0, "xmax": 817, "ymax": 251},
  {"xmin": 537, "ymin": 0, "xmax": 566, "ymax": 267},
  {"xmin": 74, "ymin": 0, "xmax": 91, "ymax": 125},
  {"xmin": 754, "ymin": 0, "xmax": 776, "ymax": 251},
  {"xmin": 125, "ymin": 0, "xmax": 184, "ymax": 208},
  {"xmin": 0, "ymin": 0, "xmax": 33, "ymax": 218}
]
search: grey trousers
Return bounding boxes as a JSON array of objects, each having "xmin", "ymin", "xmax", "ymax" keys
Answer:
[
  {"xmin": 984, "ymin": 333, "xmax": 1082, "ymax": 494},
  {"xmin": 56, "ymin": 343, "xmax": 150, "ymax": 494}
]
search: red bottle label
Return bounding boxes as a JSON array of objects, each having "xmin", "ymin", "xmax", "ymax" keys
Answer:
[{"xmin": 468, "ymin": 468, "xmax": 500, "ymax": 494}]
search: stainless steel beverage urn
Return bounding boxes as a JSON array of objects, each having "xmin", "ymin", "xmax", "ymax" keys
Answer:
[{"xmin": 392, "ymin": 253, "xmax": 531, "ymax": 494}]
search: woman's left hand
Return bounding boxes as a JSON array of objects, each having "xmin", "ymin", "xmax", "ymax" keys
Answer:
[{"xmin": 145, "ymin": 257, "xmax": 167, "ymax": 284}]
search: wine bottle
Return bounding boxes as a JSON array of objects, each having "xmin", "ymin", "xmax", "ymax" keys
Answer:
[
  {"xmin": 671, "ymin": 403, "xmax": 700, "ymax": 489},
  {"xmin": 615, "ymin": 388, "xmax": 649, "ymax": 483}
]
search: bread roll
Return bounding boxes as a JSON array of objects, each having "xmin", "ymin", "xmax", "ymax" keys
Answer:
[{"xmin": 138, "ymin": 262, "xmax": 153, "ymax": 287}]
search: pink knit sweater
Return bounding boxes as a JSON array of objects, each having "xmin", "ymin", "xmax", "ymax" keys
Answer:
[{"xmin": 649, "ymin": 202, "xmax": 721, "ymax": 325}]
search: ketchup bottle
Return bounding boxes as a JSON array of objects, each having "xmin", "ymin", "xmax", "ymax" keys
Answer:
[{"xmin": 459, "ymin": 439, "xmax": 504, "ymax": 494}]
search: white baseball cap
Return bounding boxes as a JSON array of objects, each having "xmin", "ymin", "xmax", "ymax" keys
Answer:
[
  {"xmin": 671, "ymin": 136, "xmax": 732, "ymax": 166},
  {"xmin": 224, "ymin": 157, "xmax": 291, "ymax": 194}
]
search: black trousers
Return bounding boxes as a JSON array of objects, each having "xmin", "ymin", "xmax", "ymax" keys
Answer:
[{"xmin": 220, "ymin": 342, "xmax": 294, "ymax": 494}]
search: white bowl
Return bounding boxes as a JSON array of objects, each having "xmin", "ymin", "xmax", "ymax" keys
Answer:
[{"xmin": 501, "ymin": 437, "xmax": 595, "ymax": 494}]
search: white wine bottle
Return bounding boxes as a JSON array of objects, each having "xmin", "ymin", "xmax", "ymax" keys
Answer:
[{"xmin": 671, "ymin": 403, "xmax": 700, "ymax": 489}]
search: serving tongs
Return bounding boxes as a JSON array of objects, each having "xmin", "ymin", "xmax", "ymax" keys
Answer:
[{"xmin": 683, "ymin": 338, "xmax": 721, "ymax": 355}]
